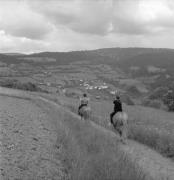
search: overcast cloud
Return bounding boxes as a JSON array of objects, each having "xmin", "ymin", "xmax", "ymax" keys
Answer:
[{"xmin": 1, "ymin": 0, "xmax": 174, "ymax": 53}]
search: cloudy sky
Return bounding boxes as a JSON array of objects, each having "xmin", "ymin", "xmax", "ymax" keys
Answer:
[{"xmin": 1, "ymin": 0, "xmax": 174, "ymax": 53}]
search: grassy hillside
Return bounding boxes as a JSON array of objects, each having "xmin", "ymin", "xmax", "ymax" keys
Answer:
[
  {"xmin": 38, "ymin": 93, "xmax": 174, "ymax": 180},
  {"xmin": 1, "ymin": 87, "xmax": 174, "ymax": 179},
  {"xmin": 56, "ymin": 95, "xmax": 174, "ymax": 160}
]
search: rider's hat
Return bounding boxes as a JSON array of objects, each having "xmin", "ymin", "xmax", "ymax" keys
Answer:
[{"xmin": 115, "ymin": 90, "xmax": 120, "ymax": 99}]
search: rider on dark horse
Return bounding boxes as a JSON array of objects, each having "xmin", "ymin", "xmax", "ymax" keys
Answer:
[
  {"xmin": 110, "ymin": 95, "xmax": 122, "ymax": 125},
  {"xmin": 78, "ymin": 93, "xmax": 90, "ymax": 115}
]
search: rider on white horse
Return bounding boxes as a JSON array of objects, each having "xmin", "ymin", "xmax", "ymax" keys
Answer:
[
  {"xmin": 78, "ymin": 93, "xmax": 90, "ymax": 115},
  {"xmin": 110, "ymin": 95, "xmax": 122, "ymax": 125}
]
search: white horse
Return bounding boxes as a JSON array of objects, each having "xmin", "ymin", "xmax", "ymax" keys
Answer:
[
  {"xmin": 112, "ymin": 112, "xmax": 128, "ymax": 143},
  {"xmin": 78, "ymin": 106, "xmax": 91, "ymax": 120}
]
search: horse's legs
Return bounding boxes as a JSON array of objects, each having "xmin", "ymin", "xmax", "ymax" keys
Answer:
[
  {"xmin": 110, "ymin": 111, "xmax": 115, "ymax": 124},
  {"xmin": 115, "ymin": 126, "xmax": 127, "ymax": 144},
  {"xmin": 120, "ymin": 127, "xmax": 127, "ymax": 144},
  {"xmin": 115, "ymin": 128, "xmax": 122, "ymax": 136},
  {"xmin": 80, "ymin": 114, "xmax": 85, "ymax": 121}
]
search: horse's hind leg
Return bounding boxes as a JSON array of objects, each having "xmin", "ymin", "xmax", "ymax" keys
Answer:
[
  {"xmin": 81, "ymin": 115, "xmax": 85, "ymax": 121},
  {"xmin": 120, "ymin": 127, "xmax": 127, "ymax": 144},
  {"xmin": 81, "ymin": 115, "xmax": 83, "ymax": 121},
  {"xmin": 115, "ymin": 128, "xmax": 123, "ymax": 141}
]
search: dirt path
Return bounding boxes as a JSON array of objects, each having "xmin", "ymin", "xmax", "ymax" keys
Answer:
[{"xmin": 0, "ymin": 95, "xmax": 68, "ymax": 180}]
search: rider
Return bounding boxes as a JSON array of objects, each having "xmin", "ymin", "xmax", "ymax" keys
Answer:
[
  {"xmin": 78, "ymin": 93, "xmax": 90, "ymax": 114},
  {"xmin": 110, "ymin": 95, "xmax": 122, "ymax": 125}
]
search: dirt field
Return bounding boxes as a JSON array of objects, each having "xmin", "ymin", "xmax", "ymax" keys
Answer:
[{"xmin": 0, "ymin": 95, "xmax": 68, "ymax": 180}]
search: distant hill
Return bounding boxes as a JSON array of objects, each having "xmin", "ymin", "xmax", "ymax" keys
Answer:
[
  {"xmin": 1, "ymin": 47, "xmax": 174, "ymax": 111},
  {"xmin": 0, "ymin": 54, "xmax": 24, "ymax": 64},
  {"xmin": 2, "ymin": 53, "xmax": 25, "ymax": 56},
  {"xmin": 2, "ymin": 47, "xmax": 174, "ymax": 78},
  {"xmin": 91, "ymin": 47, "xmax": 167, "ymax": 59},
  {"xmin": 117, "ymin": 50, "xmax": 174, "ymax": 73},
  {"xmin": 4, "ymin": 47, "xmax": 174, "ymax": 78},
  {"xmin": 23, "ymin": 50, "xmax": 114, "ymax": 65},
  {"xmin": 17, "ymin": 47, "xmax": 174, "ymax": 67}
]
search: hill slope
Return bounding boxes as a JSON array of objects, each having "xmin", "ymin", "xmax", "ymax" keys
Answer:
[
  {"xmin": 1, "ymin": 87, "xmax": 174, "ymax": 180},
  {"xmin": 0, "ymin": 54, "xmax": 23, "ymax": 64},
  {"xmin": 0, "ymin": 88, "xmax": 174, "ymax": 180}
]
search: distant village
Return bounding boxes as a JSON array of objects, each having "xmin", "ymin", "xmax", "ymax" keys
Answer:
[
  {"xmin": 34, "ymin": 70, "xmax": 117, "ymax": 99},
  {"xmin": 79, "ymin": 80, "xmax": 108, "ymax": 90},
  {"xmin": 0, "ymin": 63, "xmax": 118, "ymax": 99}
]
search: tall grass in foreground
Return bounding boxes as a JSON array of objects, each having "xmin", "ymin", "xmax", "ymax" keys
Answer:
[
  {"xmin": 129, "ymin": 124, "xmax": 174, "ymax": 159},
  {"xmin": 58, "ymin": 109, "xmax": 148, "ymax": 180},
  {"xmin": 40, "ymin": 95, "xmax": 173, "ymax": 179},
  {"xmin": 66, "ymin": 103, "xmax": 174, "ymax": 160}
]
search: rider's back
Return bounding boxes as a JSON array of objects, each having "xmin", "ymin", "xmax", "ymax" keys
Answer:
[
  {"xmin": 80, "ymin": 97, "xmax": 90, "ymax": 105},
  {"xmin": 113, "ymin": 99, "xmax": 122, "ymax": 112}
]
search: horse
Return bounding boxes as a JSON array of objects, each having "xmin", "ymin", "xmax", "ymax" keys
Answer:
[
  {"xmin": 78, "ymin": 106, "xmax": 91, "ymax": 120},
  {"xmin": 112, "ymin": 112, "xmax": 128, "ymax": 143}
]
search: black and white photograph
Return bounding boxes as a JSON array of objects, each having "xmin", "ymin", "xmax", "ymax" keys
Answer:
[{"xmin": 0, "ymin": 0, "xmax": 174, "ymax": 179}]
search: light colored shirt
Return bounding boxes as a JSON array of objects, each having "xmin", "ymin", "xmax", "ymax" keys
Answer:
[{"xmin": 79, "ymin": 97, "xmax": 90, "ymax": 105}]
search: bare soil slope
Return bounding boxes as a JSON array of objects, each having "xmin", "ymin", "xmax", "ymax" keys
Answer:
[{"xmin": 0, "ymin": 95, "xmax": 68, "ymax": 180}]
